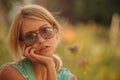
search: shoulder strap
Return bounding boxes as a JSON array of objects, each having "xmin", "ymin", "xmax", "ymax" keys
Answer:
[
  {"xmin": 57, "ymin": 68, "xmax": 71, "ymax": 80},
  {"xmin": 22, "ymin": 58, "xmax": 35, "ymax": 80},
  {"xmin": 10, "ymin": 63, "xmax": 29, "ymax": 80},
  {"xmin": 10, "ymin": 59, "xmax": 35, "ymax": 80}
]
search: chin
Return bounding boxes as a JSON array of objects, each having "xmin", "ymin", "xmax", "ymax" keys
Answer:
[{"xmin": 35, "ymin": 50, "xmax": 52, "ymax": 57}]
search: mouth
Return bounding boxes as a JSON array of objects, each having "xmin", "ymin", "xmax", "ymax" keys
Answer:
[{"xmin": 39, "ymin": 46, "xmax": 50, "ymax": 51}]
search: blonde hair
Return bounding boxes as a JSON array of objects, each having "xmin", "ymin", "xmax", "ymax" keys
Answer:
[{"xmin": 8, "ymin": 4, "xmax": 62, "ymax": 71}]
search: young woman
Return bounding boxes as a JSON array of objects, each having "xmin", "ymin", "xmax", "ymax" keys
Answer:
[{"xmin": 0, "ymin": 5, "xmax": 77, "ymax": 80}]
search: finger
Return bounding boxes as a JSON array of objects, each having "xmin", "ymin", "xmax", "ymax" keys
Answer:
[
  {"xmin": 24, "ymin": 48, "xmax": 36, "ymax": 62},
  {"xmin": 30, "ymin": 48, "xmax": 35, "ymax": 54},
  {"xmin": 30, "ymin": 54, "xmax": 46, "ymax": 65},
  {"xmin": 23, "ymin": 44, "xmax": 27, "ymax": 56},
  {"xmin": 30, "ymin": 53, "xmax": 52, "ymax": 64},
  {"xmin": 30, "ymin": 53, "xmax": 46, "ymax": 61},
  {"xmin": 25, "ymin": 46, "xmax": 32, "ymax": 55},
  {"xmin": 22, "ymin": 44, "xmax": 26, "ymax": 53},
  {"xmin": 23, "ymin": 46, "xmax": 32, "ymax": 57},
  {"xmin": 28, "ymin": 48, "xmax": 37, "ymax": 62}
]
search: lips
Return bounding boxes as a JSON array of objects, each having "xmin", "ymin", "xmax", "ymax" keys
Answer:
[{"xmin": 39, "ymin": 46, "xmax": 50, "ymax": 51}]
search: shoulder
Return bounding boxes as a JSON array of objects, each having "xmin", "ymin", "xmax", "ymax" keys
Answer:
[{"xmin": 0, "ymin": 64, "xmax": 24, "ymax": 80}]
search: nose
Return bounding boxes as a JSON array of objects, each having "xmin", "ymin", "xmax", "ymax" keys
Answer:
[{"xmin": 36, "ymin": 34, "xmax": 46, "ymax": 44}]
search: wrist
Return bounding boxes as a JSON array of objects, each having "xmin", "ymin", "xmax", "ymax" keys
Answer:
[{"xmin": 46, "ymin": 62, "xmax": 55, "ymax": 68}]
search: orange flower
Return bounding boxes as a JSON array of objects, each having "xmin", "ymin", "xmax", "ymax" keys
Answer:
[{"xmin": 62, "ymin": 26, "xmax": 76, "ymax": 43}]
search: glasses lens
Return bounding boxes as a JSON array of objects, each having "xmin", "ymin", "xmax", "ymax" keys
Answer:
[
  {"xmin": 22, "ymin": 27, "xmax": 55, "ymax": 46},
  {"xmin": 24, "ymin": 33, "xmax": 36, "ymax": 46},
  {"xmin": 40, "ymin": 27, "xmax": 55, "ymax": 39}
]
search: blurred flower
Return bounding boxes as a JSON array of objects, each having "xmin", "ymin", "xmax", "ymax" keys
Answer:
[
  {"xmin": 79, "ymin": 56, "xmax": 89, "ymax": 69},
  {"xmin": 68, "ymin": 45, "xmax": 80, "ymax": 53},
  {"xmin": 62, "ymin": 23, "xmax": 76, "ymax": 43}
]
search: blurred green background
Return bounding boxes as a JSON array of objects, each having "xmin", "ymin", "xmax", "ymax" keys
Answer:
[{"xmin": 0, "ymin": 0, "xmax": 120, "ymax": 80}]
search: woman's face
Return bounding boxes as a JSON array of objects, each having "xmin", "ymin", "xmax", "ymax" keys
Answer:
[{"xmin": 21, "ymin": 18, "xmax": 58, "ymax": 56}]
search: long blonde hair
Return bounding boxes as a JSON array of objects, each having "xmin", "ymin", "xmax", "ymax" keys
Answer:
[{"xmin": 8, "ymin": 4, "xmax": 62, "ymax": 71}]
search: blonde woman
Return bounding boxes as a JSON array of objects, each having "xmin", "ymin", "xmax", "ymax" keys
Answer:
[{"xmin": 0, "ymin": 5, "xmax": 77, "ymax": 80}]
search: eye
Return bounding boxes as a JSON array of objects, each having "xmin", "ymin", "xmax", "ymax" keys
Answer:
[
  {"xmin": 40, "ymin": 27, "xmax": 55, "ymax": 39},
  {"xmin": 40, "ymin": 27, "xmax": 54, "ymax": 33},
  {"xmin": 25, "ymin": 33, "xmax": 36, "ymax": 40}
]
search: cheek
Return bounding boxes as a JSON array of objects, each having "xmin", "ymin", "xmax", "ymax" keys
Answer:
[{"xmin": 49, "ymin": 38, "xmax": 58, "ymax": 48}]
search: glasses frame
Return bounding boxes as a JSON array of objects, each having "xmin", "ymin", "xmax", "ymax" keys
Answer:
[{"xmin": 19, "ymin": 26, "xmax": 56, "ymax": 46}]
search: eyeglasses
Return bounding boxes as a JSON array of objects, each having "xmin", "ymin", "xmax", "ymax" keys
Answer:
[{"xmin": 20, "ymin": 27, "xmax": 56, "ymax": 46}]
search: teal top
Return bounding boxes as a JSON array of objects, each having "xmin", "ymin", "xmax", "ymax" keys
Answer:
[{"xmin": 0, "ymin": 58, "xmax": 71, "ymax": 80}]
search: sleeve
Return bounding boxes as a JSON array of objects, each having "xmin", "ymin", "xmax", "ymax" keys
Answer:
[{"xmin": 57, "ymin": 68, "xmax": 71, "ymax": 80}]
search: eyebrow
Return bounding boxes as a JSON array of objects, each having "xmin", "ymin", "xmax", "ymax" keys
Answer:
[{"xmin": 25, "ymin": 24, "xmax": 51, "ymax": 34}]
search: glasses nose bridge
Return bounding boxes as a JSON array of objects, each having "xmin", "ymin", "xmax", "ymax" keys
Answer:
[
  {"xmin": 35, "ymin": 30, "xmax": 42, "ymax": 38},
  {"xmin": 35, "ymin": 30, "xmax": 40, "ymax": 34},
  {"xmin": 35, "ymin": 30, "xmax": 41, "ymax": 37},
  {"xmin": 35, "ymin": 30, "xmax": 45, "ymax": 42}
]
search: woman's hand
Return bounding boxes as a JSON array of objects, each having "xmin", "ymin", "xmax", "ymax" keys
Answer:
[
  {"xmin": 22, "ymin": 45, "xmax": 57, "ymax": 80},
  {"xmin": 22, "ymin": 45, "xmax": 55, "ymax": 67}
]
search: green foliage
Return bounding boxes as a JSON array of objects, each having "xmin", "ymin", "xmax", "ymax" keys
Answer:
[
  {"xmin": 0, "ymin": 39, "xmax": 12, "ymax": 65},
  {"xmin": 0, "ymin": 25, "xmax": 12, "ymax": 66}
]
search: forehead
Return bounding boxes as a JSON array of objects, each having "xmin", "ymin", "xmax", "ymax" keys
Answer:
[{"xmin": 21, "ymin": 18, "xmax": 51, "ymax": 34}]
